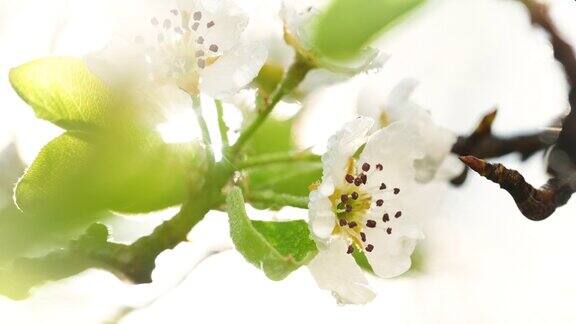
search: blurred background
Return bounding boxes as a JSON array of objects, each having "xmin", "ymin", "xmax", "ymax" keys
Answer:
[{"xmin": 1, "ymin": 0, "xmax": 576, "ymax": 323}]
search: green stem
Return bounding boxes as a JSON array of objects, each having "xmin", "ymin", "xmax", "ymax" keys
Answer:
[
  {"xmin": 192, "ymin": 95, "xmax": 212, "ymax": 146},
  {"xmin": 229, "ymin": 56, "xmax": 312, "ymax": 157},
  {"xmin": 235, "ymin": 151, "xmax": 320, "ymax": 170},
  {"xmin": 248, "ymin": 191, "xmax": 309, "ymax": 209},
  {"xmin": 215, "ymin": 100, "xmax": 230, "ymax": 148}
]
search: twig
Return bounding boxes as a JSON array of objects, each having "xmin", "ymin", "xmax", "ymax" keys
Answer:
[
  {"xmin": 215, "ymin": 100, "xmax": 230, "ymax": 148},
  {"xmin": 462, "ymin": 0, "xmax": 576, "ymax": 220},
  {"xmin": 235, "ymin": 150, "xmax": 320, "ymax": 170},
  {"xmin": 247, "ymin": 190, "xmax": 309, "ymax": 209},
  {"xmin": 451, "ymin": 109, "xmax": 556, "ymax": 185}
]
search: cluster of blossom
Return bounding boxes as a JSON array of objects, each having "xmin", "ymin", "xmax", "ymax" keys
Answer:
[{"xmin": 86, "ymin": 0, "xmax": 457, "ymax": 304}]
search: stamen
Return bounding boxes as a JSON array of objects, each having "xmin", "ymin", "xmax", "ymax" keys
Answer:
[
  {"xmin": 170, "ymin": 9, "xmax": 179, "ymax": 15},
  {"xmin": 360, "ymin": 232, "xmax": 366, "ymax": 242},
  {"xmin": 196, "ymin": 36, "xmax": 205, "ymax": 44},
  {"xmin": 395, "ymin": 211, "xmax": 402, "ymax": 218},
  {"xmin": 339, "ymin": 218, "xmax": 347, "ymax": 227},
  {"xmin": 376, "ymin": 199, "xmax": 383, "ymax": 207},
  {"xmin": 340, "ymin": 194, "xmax": 349, "ymax": 203},
  {"xmin": 376, "ymin": 163, "xmax": 383, "ymax": 171},
  {"xmin": 193, "ymin": 11, "xmax": 202, "ymax": 21},
  {"xmin": 345, "ymin": 174, "xmax": 354, "ymax": 183},
  {"xmin": 386, "ymin": 227, "xmax": 392, "ymax": 235},
  {"xmin": 347, "ymin": 245, "xmax": 354, "ymax": 254},
  {"xmin": 382, "ymin": 213, "xmax": 389, "ymax": 222},
  {"xmin": 197, "ymin": 59, "xmax": 206, "ymax": 68},
  {"xmin": 366, "ymin": 220, "xmax": 376, "ymax": 228},
  {"xmin": 348, "ymin": 221, "xmax": 357, "ymax": 229},
  {"xmin": 394, "ymin": 188, "xmax": 400, "ymax": 195},
  {"xmin": 360, "ymin": 174, "xmax": 367, "ymax": 184},
  {"xmin": 192, "ymin": 22, "xmax": 200, "ymax": 31},
  {"xmin": 354, "ymin": 177, "xmax": 362, "ymax": 186},
  {"xmin": 207, "ymin": 21, "xmax": 215, "ymax": 28},
  {"xmin": 209, "ymin": 44, "xmax": 219, "ymax": 52},
  {"xmin": 195, "ymin": 50, "xmax": 205, "ymax": 57},
  {"xmin": 174, "ymin": 27, "xmax": 184, "ymax": 34},
  {"xmin": 362, "ymin": 163, "xmax": 370, "ymax": 172},
  {"xmin": 365, "ymin": 244, "xmax": 374, "ymax": 252},
  {"xmin": 351, "ymin": 192, "xmax": 359, "ymax": 200},
  {"xmin": 163, "ymin": 19, "xmax": 172, "ymax": 29},
  {"xmin": 379, "ymin": 183, "xmax": 386, "ymax": 190},
  {"xmin": 345, "ymin": 204, "xmax": 353, "ymax": 213},
  {"xmin": 151, "ymin": 17, "xmax": 159, "ymax": 26}
]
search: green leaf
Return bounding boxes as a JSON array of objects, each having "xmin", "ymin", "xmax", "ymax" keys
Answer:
[
  {"xmin": 9, "ymin": 57, "xmax": 112, "ymax": 131},
  {"xmin": 314, "ymin": 0, "xmax": 425, "ymax": 60},
  {"xmin": 16, "ymin": 130, "xmax": 203, "ymax": 216},
  {"xmin": 245, "ymin": 117, "xmax": 295, "ymax": 156},
  {"xmin": 226, "ymin": 187, "xmax": 317, "ymax": 280},
  {"xmin": 247, "ymin": 161, "xmax": 322, "ymax": 198}
]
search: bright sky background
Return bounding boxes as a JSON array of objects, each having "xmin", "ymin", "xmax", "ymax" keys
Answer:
[{"xmin": 1, "ymin": 0, "xmax": 576, "ymax": 323}]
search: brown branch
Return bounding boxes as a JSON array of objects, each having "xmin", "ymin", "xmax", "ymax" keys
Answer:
[
  {"xmin": 460, "ymin": 0, "xmax": 576, "ymax": 220},
  {"xmin": 450, "ymin": 109, "xmax": 555, "ymax": 185},
  {"xmin": 459, "ymin": 156, "xmax": 574, "ymax": 220}
]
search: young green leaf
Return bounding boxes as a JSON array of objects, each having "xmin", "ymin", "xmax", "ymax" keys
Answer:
[
  {"xmin": 247, "ymin": 161, "xmax": 322, "ymax": 198},
  {"xmin": 314, "ymin": 0, "xmax": 425, "ymax": 60},
  {"xmin": 16, "ymin": 131, "xmax": 204, "ymax": 217},
  {"xmin": 226, "ymin": 187, "xmax": 317, "ymax": 280},
  {"xmin": 9, "ymin": 57, "xmax": 112, "ymax": 131}
]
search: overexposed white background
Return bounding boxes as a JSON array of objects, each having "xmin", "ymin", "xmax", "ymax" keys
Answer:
[{"xmin": 1, "ymin": 0, "xmax": 576, "ymax": 323}]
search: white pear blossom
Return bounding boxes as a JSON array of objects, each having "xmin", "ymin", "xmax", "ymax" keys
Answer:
[
  {"xmin": 280, "ymin": 0, "xmax": 386, "ymax": 75},
  {"xmin": 308, "ymin": 116, "xmax": 426, "ymax": 304},
  {"xmin": 86, "ymin": 0, "xmax": 267, "ymax": 98},
  {"xmin": 358, "ymin": 79, "xmax": 460, "ymax": 183}
]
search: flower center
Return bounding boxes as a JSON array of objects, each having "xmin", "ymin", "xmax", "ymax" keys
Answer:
[
  {"xmin": 134, "ymin": 8, "xmax": 222, "ymax": 93},
  {"xmin": 330, "ymin": 159, "xmax": 403, "ymax": 255}
]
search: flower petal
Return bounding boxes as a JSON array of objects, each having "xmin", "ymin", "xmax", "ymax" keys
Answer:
[
  {"xmin": 178, "ymin": 0, "xmax": 248, "ymax": 51},
  {"xmin": 200, "ymin": 42, "xmax": 267, "ymax": 98},
  {"xmin": 322, "ymin": 116, "xmax": 374, "ymax": 187},
  {"xmin": 308, "ymin": 189, "xmax": 336, "ymax": 242},
  {"xmin": 363, "ymin": 224, "xmax": 423, "ymax": 278},
  {"xmin": 308, "ymin": 237, "xmax": 375, "ymax": 304}
]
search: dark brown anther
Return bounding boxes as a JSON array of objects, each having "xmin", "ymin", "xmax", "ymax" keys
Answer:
[
  {"xmin": 382, "ymin": 213, "xmax": 389, "ymax": 222},
  {"xmin": 386, "ymin": 227, "xmax": 392, "ymax": 235},
  {"xmin": 362, "ymin": 163, "xmax": 371, "ymax": 172},
  {"xmin": 360, "ymin": 174, "xmax": 367, "ymax": 184},
  {"xmin": 365, "ymin": 244, "xmax": 374, "ymax": 252},
  {"xmin": 376, "ymin": 199, "xmax": 383, "ymax": 207},
  {"xmin": 193, "ymin": 11, "xmax": 202, "ymax": 20},
  {"xmin": 341, "ymin": 194, "xmax": 349, "ymax": 203},
  {"xmin": 345, "ymin": 174, "xmax": 355, "ymax": 183},
  {"xmin": 376, "ymin": 163, "xmax": 383, "ymax": 171},
  {"xmin": 351, "ymin": 192, "xmax": 359, "ymax": 200},
  {"xmin": 207, "ymin": 21, "xmax": 215, "ymax": 28},
  {"xmin": 366, "ymin": 220, "xmax": 376, "ymax": 228},
  {"xmin": 196, "ymin": 36, "xmax": 205, "ymax": 44},
  {"xmin": 380, "ymin": 183, "xmax": 387, "ymax": 190},
  {"xmin": 360, "ymin": 232, "xmax": 366, "ymax": 242},
  {"xmin": 393, "ymin": 188, "xmax": 400, "ymax": 195},
  {"xmin": 345, "ymin": 204, "xmax": 353, "ymax": 213},
  {"xmin": 209, "ymin": 44, "xmax": 219, "ymax": 52},
  {"xmin": 191, "ymin": 22, "xmax": 200, "ymax": 31},
  {"xmin": 395, "ymin": 211, "xmax": 402, "ymax": 218},
  {"xmin": 339, "ymin": 218, "xmax": 347, "ymax": 227},
  {"xmin": 347, "ymin": 245, "xmax": 354, "ymax": 254},
  {"xmin": 348, "ymin": 221, "xmax": 357, "ymax": 228},
  {"xmin": 354, "ymin": 177, "xmax": 362, "ymax": 186}
]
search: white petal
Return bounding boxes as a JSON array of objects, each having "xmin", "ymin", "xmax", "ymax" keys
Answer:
[
  {"xmin": 359, "ymin": 120, "xmax": 425, "ymax": 190},
  {"xmin": 200, "ymin": 42, "xmax": 267, "ymax": 98},
  {"xmin": 322, "ymin": 117, "xmax": 374, "ymax": 187},
  {"xmin": 308, "ymin": 190, "xmax": 336, "ymax": 242},
  {"xmin": 280, "ymin": 0, "xmax": 322, "ymax": 51},
  {"xmin": 179, "ymin": 0, "xmax": 248, "ymax": 51},
  {"xmin": 308, "ymin": 238, "xmax": 375, "ymax": 305},
  {"xmin": 363, "ymin": 224, "xmax": 424, "ymax": 278}
]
